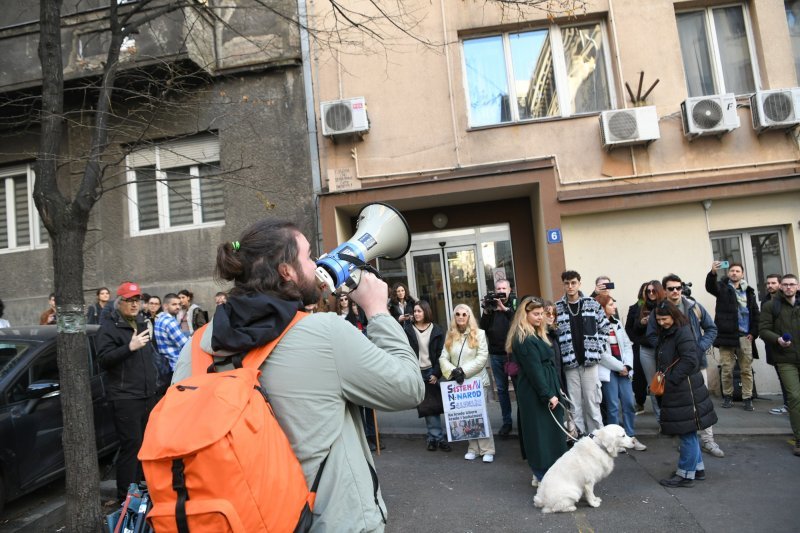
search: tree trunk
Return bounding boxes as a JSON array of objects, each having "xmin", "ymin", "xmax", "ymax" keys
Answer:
[{"xmin": 53, "ymin": 226, "xmax": 104, "ymax": 532}]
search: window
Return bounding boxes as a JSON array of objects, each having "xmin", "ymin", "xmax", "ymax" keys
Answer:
[
  {"xmin": 677, "ymin": 4, "xmax": 758, "ymax": 97},
  {"xmin": 0, "ymin": 164, "xmax": 48, "ymax": 253},
  {"xmin": 126, "ymin": 134, "xmax": 224, "ymax": 235},
  {"xmin": 462, "ymin": 21, "xmax": 613, "ymax": 127},
  {"xmin": 786, "ymin": 1, "xmax": 800, "ymax": 84}
]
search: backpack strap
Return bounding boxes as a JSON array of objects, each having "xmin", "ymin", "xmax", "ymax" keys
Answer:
[{"xmin": 191, "ymin": 311, "xmax": 309, "ymax": 375}]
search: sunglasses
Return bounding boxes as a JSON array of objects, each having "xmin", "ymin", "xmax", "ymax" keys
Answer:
[
  {"xmin": 666, "ymin": 286, "xmax": 682, "ymax": 292},
  {"xmin": 454, "ymin": 312, "xmax": 469, "ymax": 317},
  {"xmin": 120, "ymin": 297, "xmax": 140, "ymax": 303},
  {"xmin": 646, "ymin": 288, "xmax": 656, "ymax": 293}
]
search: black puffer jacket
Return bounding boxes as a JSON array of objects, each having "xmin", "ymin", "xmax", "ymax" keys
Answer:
[
  {"xmin": 96, "ymin": 310, "xmax": 160, "ymax": 400},
  {"xmin": 705, "ymin": 271, "xmax": 759, "ymax": 347},
  {"xmin": 656, "ymin": 324, "xmax": 718, "ymax": 436},
  {"xmin": 626, "ymin": 300, "xmax": 657, "ymax": 348},
  {"xmin": 404, "ymin": 322, "xmax": 445, "ymax": 378}
]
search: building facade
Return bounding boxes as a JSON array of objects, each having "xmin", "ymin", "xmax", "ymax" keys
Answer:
[
  {"xmin": 309, "ymin": 0, "xmax": 800, "ymax": 394},
  {"xmin": 0, "ymin": 0, "xmax": 316, "ymax": 323}
]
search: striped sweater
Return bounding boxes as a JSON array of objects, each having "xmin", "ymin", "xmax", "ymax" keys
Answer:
[{"xmin": 555, "ymin": 295, "xmax": 611, "ymax": 369}]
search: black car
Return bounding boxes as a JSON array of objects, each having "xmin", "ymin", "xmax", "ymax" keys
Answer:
[{"xmin": 0, "ymin": 326, "xmax": 118, "ymax": 514}]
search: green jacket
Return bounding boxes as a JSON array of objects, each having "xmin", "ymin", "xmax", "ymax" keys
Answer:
[
  {"xmin": 173, "ymin": 312, "xmax": 424, "ymax": 532},
  {"xmin": 758, "ymin": 291, "xmax": 800, "ymax": 365}
]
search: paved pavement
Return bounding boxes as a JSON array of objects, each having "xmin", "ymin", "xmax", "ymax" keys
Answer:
[{"xmin": 0, "ymin": 394, "xmax": 795, "ymax": 532}]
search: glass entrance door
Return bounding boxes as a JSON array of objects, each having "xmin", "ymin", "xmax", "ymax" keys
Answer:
[
  {"xmin": 711, "ymin": 227, "xmax": 789, "ymax": 301},
  {"xmin": 411, "ymin": 245, "xmax": 479, "ymax": 329}
]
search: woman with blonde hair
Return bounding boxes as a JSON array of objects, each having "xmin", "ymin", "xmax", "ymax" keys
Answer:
[
  {"xmin": 439, "ymin": 303, "xmax": 494, "ymax": 462},
  {"xmin": 506, "ymin": 296, "xmax": 567, "ymax": 487}
]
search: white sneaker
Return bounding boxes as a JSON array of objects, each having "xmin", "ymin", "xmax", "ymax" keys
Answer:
[
  {"xmin": 770, "ymin": 406, "xmax": 788, "ymax": 415},
  {"xmin": 531, "ymin": 475, "xmax": 539, "ymax": 487},
  {"xmin": 702, "ymin": 441, "xmax": 725, "ymax": 458},
  {"xmin": 482, "ymin": 454, "xmax": 494, "ymax": 463},
  {"xmin": 631, "ymin": 437, "xmax": 647, "ymax": 451},
  {"xmin": 464, "ymin": 452, "xmax": 477, "ymax": 461}
]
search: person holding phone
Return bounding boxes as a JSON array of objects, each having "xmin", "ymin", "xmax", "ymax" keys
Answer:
[
  {"xmin": 389, "ymin": 282, "xmax": 416, "ymax": 324},
  {"xmin": 705, "ymin": 261, "xmax": 760, "ymax": 411},
  {"xmin": 627, "ymin": 280, "xmax": 666, "ymax": 421},
  {"xmin": 96, "ymin": 281, "xmax": 161, "ymax": 502}
]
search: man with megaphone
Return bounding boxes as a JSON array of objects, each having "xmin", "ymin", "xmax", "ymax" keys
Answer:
[{"xmin": 171, "ymin": 215, "xmax": 424, "ymax": 531}]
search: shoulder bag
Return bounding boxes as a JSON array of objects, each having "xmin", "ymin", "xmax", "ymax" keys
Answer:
[{"xmin": 650, "ymin": 358, "xmax": 680, "ymax": 397}]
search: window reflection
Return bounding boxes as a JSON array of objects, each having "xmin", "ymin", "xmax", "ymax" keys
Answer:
[
  {"xmin": 510, "ymin": 30, "xmax": 558, "ymax": 119},
  {"xmin": 562, "ymin": 24, "xmax": 611, "ymax": 113},
  {"xmin": 464, "ymin": 36, "xmax": 511, "ymax": 127}
]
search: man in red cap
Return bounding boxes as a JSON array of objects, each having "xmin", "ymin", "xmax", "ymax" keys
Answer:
[{"xmin": 96, "ymin": 281, "xmax": 160, "ymax": 501}]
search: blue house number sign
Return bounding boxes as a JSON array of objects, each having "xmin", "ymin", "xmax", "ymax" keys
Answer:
[{"xmin": 546, "ymin": 229, "xmax": 562, "ymax": 244}]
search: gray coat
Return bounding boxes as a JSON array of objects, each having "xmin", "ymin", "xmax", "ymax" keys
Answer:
[{"xmin": 173, "ymin": 312, "xmax": 424, "ymax": 532}]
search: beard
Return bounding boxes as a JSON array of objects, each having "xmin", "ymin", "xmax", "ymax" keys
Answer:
[{"xmin": 296, "ymin": 269, "xmax": 322, "ymax": 307}]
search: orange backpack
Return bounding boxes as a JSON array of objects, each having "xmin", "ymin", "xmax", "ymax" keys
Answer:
[{"xmin": 138, "ymin": 311, "xmax": 324, "ymax": 532}]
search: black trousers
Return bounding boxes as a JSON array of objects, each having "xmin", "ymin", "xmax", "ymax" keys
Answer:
[{"xmin": 112, "ymin": 397, "xmax": 157, "ymax": 500}]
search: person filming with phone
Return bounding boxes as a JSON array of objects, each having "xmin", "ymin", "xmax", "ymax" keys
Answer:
[
  {"xmin": 705, "ymin": 261, "xmax": 760, "ymax": 411},
  {"xmin": 389, "ymin": 282, "xmax": 416, "ymax": 324}
]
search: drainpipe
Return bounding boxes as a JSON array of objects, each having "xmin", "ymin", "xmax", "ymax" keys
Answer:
[{"xmin": 297, "ymin": 0, "xmax": 324, "ymax": 253}]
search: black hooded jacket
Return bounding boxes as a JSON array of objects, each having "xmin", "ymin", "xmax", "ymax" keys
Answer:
[
  {"xmin": 656, "ymin": 324, "xmax": 717, "ymax": 435},
  {"xmin": 705, "ymin": 271, "xmax": 759, "ymax": 347},
  {"xmin": 96, "ymin": 310, "xmax": 159, "ymax": 400}
]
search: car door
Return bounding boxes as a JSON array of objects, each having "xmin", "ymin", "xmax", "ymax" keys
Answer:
[{"xmin": 8, "ymin": 348, "xmax": 65, "ymax": 489}]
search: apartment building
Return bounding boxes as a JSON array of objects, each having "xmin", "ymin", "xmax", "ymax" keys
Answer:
[{"xmin": 309, "ymin": 1, "xmax": 800, "ymax": 394}]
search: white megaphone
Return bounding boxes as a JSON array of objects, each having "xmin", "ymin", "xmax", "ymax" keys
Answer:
[{"xmin": 315, "ymin": 203, "xmax": 411, "ymax": 291}]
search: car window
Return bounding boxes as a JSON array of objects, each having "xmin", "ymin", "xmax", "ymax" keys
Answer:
[
  {"xmin": 0, "ymin": 342, "xmax": 35, "ymax": 380},
  {"xmin": 7, "ymin": 350, "xmax": 58, "ymax": 404}
]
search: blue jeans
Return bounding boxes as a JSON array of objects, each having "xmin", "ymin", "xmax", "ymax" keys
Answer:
[
  {"xmin": 601, "ymin": 374, "xmax": 636, "ymax": 437},
  {"xmin": 421, "ymin": 368, "xmax": 444, "ymax": 443},
  {"xmin": 676, "ymin": 432, "xmax": 702, "ymax": 479},
  {"xmin": 490, "ymin": 354, "xmax": 512, "ymax": 426}
]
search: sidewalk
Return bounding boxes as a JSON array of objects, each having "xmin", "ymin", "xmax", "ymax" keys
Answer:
[
  {"xmin": 0, "ymin": 394, "xmax": 792, "ymax": 532},
  {"xmin": 374, "ymin": 392, "xmax": 793, "ymax": 439}
]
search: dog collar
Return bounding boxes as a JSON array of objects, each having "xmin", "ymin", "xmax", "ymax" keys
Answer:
[{"xmin": 588, "ymin": 433, "xmax": 613, "ymax": 456}]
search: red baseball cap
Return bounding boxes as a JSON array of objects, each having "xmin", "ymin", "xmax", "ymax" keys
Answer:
[{"xmin": 116, "ymin": 281, "xmax": 142, "ymax": 299}]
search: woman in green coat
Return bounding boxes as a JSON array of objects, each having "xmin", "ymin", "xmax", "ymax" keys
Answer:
[{"xmin": 506, "ymin": 297, "xmax": 568, "ymax": 487}]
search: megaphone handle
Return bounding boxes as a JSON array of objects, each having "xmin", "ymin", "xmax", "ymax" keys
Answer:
[{"xmin": 337, "ymin": 253, "xmax": 383, "ymax": 280}]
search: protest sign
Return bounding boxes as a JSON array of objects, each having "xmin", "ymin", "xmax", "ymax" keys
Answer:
[{"xmin": 440, "ymin": 377, "xmax": 491, "ymax": 442}]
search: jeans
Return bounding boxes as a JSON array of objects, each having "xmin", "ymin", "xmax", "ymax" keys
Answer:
[
  {"xmin": 676, "ymin": 432, "xmax": 702, "ymax": 479},
  {"xmin": 421, "ymin": 368, "xmax": 444, "ymax": 443},
  {"xmin": 466, "ymin": 392, "xmax": 495, "ymax": 456},
  {"xmin": 601, "ymin": 374, "xmax": 636, "ymax": 437},
  {"xmin": 719, "ymin": 336, "xmax": 754, "ymax": 399},
  {"xmin": 565, "ymin": 365, "xmax": 602, "ymax": 434},
  {"xmin": 639, "ymin": 346, "xmax": 661, "ymax": 421},
  {"xmin": 360, "ymin": 406, "xmax": 376, "ymax": 438},
  {"xmin": 112, "ymin": 397, "xmax": 157, "ymax": 500},
  {"xmin": 490, "ymin": 354, "xmax": 512, "ymax": 426},
  {"xmin": 777, "ymin": 362, "xmax": 800, "ymax": 440}
]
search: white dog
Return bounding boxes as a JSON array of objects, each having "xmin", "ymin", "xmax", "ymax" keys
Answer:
[{"xmin": 533, "ymin": 424, "xmax": 634, "ymax": 513}]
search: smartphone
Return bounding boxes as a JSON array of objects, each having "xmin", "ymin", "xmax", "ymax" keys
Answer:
[
  {"xmin": 604, "ymin": 282, "xmax": 615, "ymax": 289},
  {"xmin": 719, "ymin": 260, "xmax": 730, "ymax": 269}
]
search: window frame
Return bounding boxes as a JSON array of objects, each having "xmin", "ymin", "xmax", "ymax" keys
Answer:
[
  {"xmin": 461, "ymin": 20, "xmax": 617, "ymax": 128},
  {"xmin": 676, "ymin": 3, "xmax": 761, "ymax": 97},
  {"xmin": 0, "ymin": 163, "xmax": 48, "ymax": 254},
  {"xmin": 125, "ymin": 135, "xmax": 224, "ymax": 236}
]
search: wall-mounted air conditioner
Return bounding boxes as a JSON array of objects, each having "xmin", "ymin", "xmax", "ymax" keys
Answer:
[
  {"xmin": 599, "ymin": 106, "xmax": 660, "ymax": 150},
  {"xmin": 681, "ymin": 94, "xmax": 740, "ymax": 140},
  {"xmin": 320, "ymin": 97, "xmax": 369, "ymax": 138},
  {"xmin": 750, "ymin": 88, "xmax": 800, "ymax": 133}
]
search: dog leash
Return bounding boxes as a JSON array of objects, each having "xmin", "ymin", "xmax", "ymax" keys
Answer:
[{"xmin": 548, "ymin": 389, "xmax": 581, "ymax": 443}]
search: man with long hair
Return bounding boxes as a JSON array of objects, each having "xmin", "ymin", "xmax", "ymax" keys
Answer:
[{"xmin": 171, "ymin": 218, "xmax": 424, "ymax": 530}]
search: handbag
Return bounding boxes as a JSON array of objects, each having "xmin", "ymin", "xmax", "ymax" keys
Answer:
[
  {"xmin": 503, "ymin": 354, "xmax": 520, "ymax": 378},
  {"xmin": 650, "ymin": 358, "xmax": 680, "ymax": 397},
  {"xmin": 416, "ymin": 381, "xmax": 444, "ymax": 418}
]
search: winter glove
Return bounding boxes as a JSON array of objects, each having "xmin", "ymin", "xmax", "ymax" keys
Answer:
[{"xmin": 450, "ymin": 367, "xmax": 465, "ymax": 384}]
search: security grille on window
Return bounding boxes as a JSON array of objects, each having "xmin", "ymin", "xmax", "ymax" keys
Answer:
[
  {"xmin": 0, "ymin": 164, "xmax": 48, "ymax": 253},
  {"xmin": 126, "ymin": 134, "xmax": 223, "ymax": 235},
  {"xmin": 676, "ymin": 4, "xmax": 758, "ymax": 97},
  {"xmin": 462, "ymin": 22, "xmax": 613, "ymax": 128}
]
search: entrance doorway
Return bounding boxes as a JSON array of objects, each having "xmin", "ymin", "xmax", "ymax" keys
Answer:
[{"xmin": 379, "ymin": 224, "xmax": 517, "ymax": 330}]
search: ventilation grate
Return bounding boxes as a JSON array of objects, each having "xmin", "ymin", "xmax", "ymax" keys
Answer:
[
  {"xmin": 692, "ymin": 99, "xmax": 723, "ymax": 129},
  {"xmin": 608, "ymin": 111, "xmax": 638, "ymax": 140},
  {"xmin": 324, "ymin": 103, "xmax": 353, "ymax": 132},
  {"xmin": 762, "ymin": 92, "xmax": 793, "ymax": 123}
]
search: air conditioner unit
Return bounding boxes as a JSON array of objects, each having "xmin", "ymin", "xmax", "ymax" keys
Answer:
[
  {"xmin": 599, "ymin": 106, "xmax": 660, "ymax": 150},
  {"xmin": 320, "ymin": 97, "xmax": 369, "ymax": 137},
  {"xmin": 681, "ymin": 94, "xmax": 740, "ymax": 140},
  {"xmin": 750, "ymin": 88, "xmax": 800, "ymax": 133}
]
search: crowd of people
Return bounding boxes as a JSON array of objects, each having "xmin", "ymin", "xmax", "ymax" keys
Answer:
[{"xmin": 377, "ymin": 263, "xmax": 799, "ymax": 492}]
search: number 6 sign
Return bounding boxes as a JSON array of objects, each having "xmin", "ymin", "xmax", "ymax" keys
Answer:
[{"xmin": 546, "ymin": 229, "xmax": 562, "ymax": 244}]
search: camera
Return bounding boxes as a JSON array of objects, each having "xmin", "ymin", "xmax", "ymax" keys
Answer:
[
  {"xmin": 682, "ymin": 281, "xmax": 693, "ymax": 299},
  {"xmin": 481, "ymin": 291, "xmax": 505, "ymax": 310}
]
